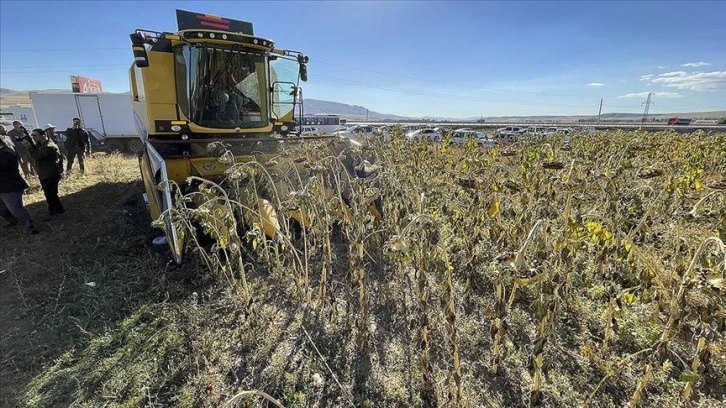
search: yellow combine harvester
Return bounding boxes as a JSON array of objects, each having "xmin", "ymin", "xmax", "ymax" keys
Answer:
[{"xmin": 129, "ymin": 9, "xmax": 377, "ymax": 263}]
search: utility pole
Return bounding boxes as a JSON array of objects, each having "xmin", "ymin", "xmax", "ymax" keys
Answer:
[
  {"xmin": 597, "ymin": 98, "xmax": 603, "ymax": 123},
  {"xmin": 641, "ymin": 92, "xmax": 654, "ymax": 128},
  {"xmin": 366, "ymin": 108, "xmax": 369, "ymax": 122}
]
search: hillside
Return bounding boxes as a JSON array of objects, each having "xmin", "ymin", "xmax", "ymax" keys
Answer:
[
  {"xmin": 0, "ymin": 88, "xmax": 128, "ymax": 107},
  {"xmin": 476, "ymin": 111, "xmax": 726, "ymax": 123},
  {"xmin": 303, "ymin": 98, "xmax": 409, "ymax": 121},
  {"xmin": 1, "ymin": 88, "xmax": 724, "ymax": 122}
]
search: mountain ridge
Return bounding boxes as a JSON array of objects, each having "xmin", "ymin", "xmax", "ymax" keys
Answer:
[{"xmin": 1, "ymin": 88, "xmax": 723, "ymax": 122}]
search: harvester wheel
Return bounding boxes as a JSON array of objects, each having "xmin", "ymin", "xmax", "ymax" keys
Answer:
[
  {"xmin": 128, "ymin": 139, "xmax": 144, "ymax": 154},
  {"xmin": 108, "ymin": 140, "xmax": 125, "ymax": 153}
]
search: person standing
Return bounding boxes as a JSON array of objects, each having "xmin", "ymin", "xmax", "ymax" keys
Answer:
[
  {"xmin": 25, "ymin": 128, "xmax": 65, "ymax": 216},
  {"xmin": 45, "ymin": 123, "xmax": 59, "ymax": 145},
  {"xmin": 0, "ymin": 133, "xmax": 39, "ymax": 234},
  {"xmin": 64, "ymin": 117, "xmax": 90, "ymax": 176},
  {"xmin": 6, "ymin": 120, "xmax": 37, "ymax": 178},
  {"xmin": 44, "ymin": 123, "xmax": 66, "ymax": 175}
]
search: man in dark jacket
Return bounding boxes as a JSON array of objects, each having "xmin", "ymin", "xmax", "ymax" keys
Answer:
[
  {"xmin": 27, "ymin": 128, "xmax": 65, "ymax": 216},
  {"xmin": 0, "ymin": 134, "xmax": 39, "ymax": 234},
  {"xmin": 64, "ymin": 117, "xmax": 90, "ymax": 176}
]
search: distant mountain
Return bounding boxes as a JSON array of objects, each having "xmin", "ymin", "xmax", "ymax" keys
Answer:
[
  {"xmin": 1, "ymin": 88, "xmax": 69, "ymax": 96},
  {"xmin": 303, "ymin": 99, "xmax": 409, "ymax": 121},
  {"xmin": 0, "ymin": 88, "xmax": 130, "ymax": 107},
  {"xmin": 2, "ymin": 88, "xmax": 723, "ymax": 122},
  {"xmin": 470, "ymin": 111, "xmax": 726, "ymax": 123}
]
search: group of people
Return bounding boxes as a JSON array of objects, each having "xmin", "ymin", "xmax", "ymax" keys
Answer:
[{"xmin": 0, "ymin": 118, "xmax": 92, "ymax": 235}]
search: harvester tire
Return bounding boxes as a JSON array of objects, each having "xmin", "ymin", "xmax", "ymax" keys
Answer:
[
  {"xmin": 128, "ymin": 139, "xmax": 144, "ymax": 154},
  {"xmin": 108, "ymin": 140, "xmax": 125, "ymax": 153}
]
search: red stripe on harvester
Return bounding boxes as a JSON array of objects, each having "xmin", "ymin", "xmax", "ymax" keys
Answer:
[
  {"xmin": 198, "ymin": 15, "xmax": 230, "ymax": 23},
  {"xmin": 199, "ymin": 20, "xmax": 229, "ymax": 30}
]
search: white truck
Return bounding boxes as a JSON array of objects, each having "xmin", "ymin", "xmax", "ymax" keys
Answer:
[{"xmin": 28, "ymin": 92, "xmax": 142, "ymax": 153}]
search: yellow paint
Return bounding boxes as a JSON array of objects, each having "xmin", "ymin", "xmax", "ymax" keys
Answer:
[{"xmin": 257, "ymin": 199, "xmax": 281, "ymax": 238}]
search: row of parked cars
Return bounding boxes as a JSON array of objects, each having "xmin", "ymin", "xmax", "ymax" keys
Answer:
[
  {"xmin": 495, "ymin": 126, "xmax": 575, "ymax": 138},
  {"xmin": 402, "ymin": 127, "xmax": 498, "ymax": 146},
  {"xmin": 300, "ymin": 123, "xmax": 587, "ymax": 147}
]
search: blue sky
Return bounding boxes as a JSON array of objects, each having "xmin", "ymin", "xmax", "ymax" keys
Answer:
[{"xmin": 1, "ymin": 1, "xmax": 724, "ymax": 118}]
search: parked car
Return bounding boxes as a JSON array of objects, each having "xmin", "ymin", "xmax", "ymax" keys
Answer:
[
  {"xmin": 542, "ymin": 127, "xmax": 572, "ymax": 137},
  {"xmin": 405, "ymin": 127, "xmax": 442, "ymax": 142},
  {"xmin": 297, "ymin": 125, "xmax": 318, "ymax": 136},
  {"xmin": 450, "ymin": 128, "xmax": 495, "ymax": 146},
  {"xmin": 334, "ymin": 125, "xmax": 377, "ymax": 140},
  {"xmin": 54, "ymin": 128, "xmax": 109, "ymax": 152},
  {"xmin": 495, "ymin": 126, "xmax": 526, "ymax": 138},
  {"xmin": 525, "ymin": 126, "xmax": 548, "ymax": 137}
]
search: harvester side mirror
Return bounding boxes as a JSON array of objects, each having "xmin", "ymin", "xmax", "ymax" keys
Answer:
[
  {"xmin": 299, "ymin": 63, "xmax": 308, "ymax": 82},
  {"xmin": 297, "ymin": 54, "xmax": 308, "ymax": 82},
  {"xmin": 130, "ymin": 33, "xmax": 149, "ymax": 68}
]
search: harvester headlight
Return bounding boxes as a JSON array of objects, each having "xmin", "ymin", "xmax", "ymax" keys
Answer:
[
  {"xmin": 209, "ymin": 33, "xmax": 215, "ymax": 38},
  {"xmin": 262, "ymin": 41, "xmax": 267, "ymax": 46},
  {"xmin": 222, "ymin": 34, "xmax": 227, "ymax": 40},
  {"xmin": 253, "ymin": 39, "xmax": 258, "ymax": 44},
  {"xmin": 197, "ymin": 32, "xmax": 203, "ymax": 38},
  {"xmin": 281, "ymin": 125, "xmax": 288, "ymax": 131},
  {"xmin": 181, "ymin": 133, "xmax": 189, "ymax": 141},
  {"xmin": 171, "ymin": 125, "xmax": 182, "ymax": 132}
]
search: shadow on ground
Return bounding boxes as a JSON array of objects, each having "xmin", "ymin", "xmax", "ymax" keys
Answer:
[{"xmin": 0, "ymin": 177, "xmax": 200, "ymax": 407}]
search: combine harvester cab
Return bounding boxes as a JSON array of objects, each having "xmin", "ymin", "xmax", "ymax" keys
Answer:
[{"xmin": 129, "ymin": 9, "xmax": 379, "ymax": 263}]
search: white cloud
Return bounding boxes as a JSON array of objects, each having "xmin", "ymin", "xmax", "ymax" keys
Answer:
[
  {"xmin": 618, "ymin": 92, "xmax": 682, "ymax": 98},
  {"xmin": 682, "ymin": 61, "xmax": 711, "ymax": 67},
  {"xmin": 640, "ymin": 74, "xmax": 654, "ymax": 81},
  {"xmin": 657, "ymin": 66, "xmax": 667, "ymax": 69},
  {"xmin": 645, "ymin": 70, "xmax": 726, "ymax": 91},
  {"xmin": 587, "ymin": 82, "xmax": 604, "ymax": 87}
]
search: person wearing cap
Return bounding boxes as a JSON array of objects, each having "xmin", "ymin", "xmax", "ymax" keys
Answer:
[
  {"xmin": 44, "ymin": 123, "xmax": 59, "ymax": 144},
  {"xmin": 64, "ymin": 117, "xmax": 90, "ymax": 176},
  {"xmin": 6, "ymin": 120, "xmax": 37, "ymax": 178},
  {"xmin": 44, "ymin": 123, "xmax": 66, "ymax": 173},
  {"xmin": 0, "ymin": 133, "xmax": 39, "ymax": 234}
]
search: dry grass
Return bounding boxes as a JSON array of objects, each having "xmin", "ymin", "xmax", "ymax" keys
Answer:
[
  {"xmin": 0, "ymin": 153, "xmax": 192, "ymax": 407},
  {"xmin": 1, "ymin": 130, "xmax": 725, "ymax": 408}
]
